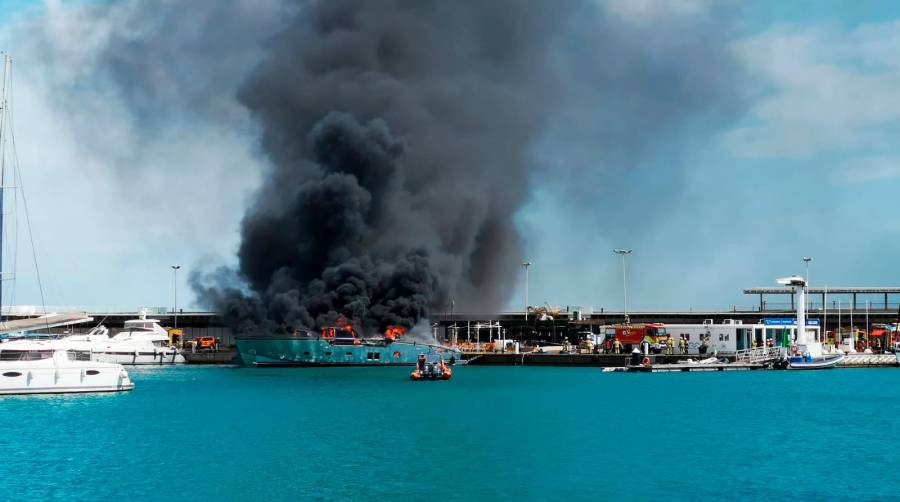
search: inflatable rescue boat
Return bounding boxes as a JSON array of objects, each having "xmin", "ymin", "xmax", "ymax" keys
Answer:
[{"xmin": 410, "ymin": 354, "xmax": 452, "ymax": 381}]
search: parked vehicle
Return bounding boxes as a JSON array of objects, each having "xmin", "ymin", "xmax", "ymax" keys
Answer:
[{"xmin": 601, "ymin": 323, "xmax": 667, "ymax": 353}]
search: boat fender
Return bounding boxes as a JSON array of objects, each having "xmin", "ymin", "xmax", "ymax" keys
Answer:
[{"xmin": 641, "ymin": 356, "xmax": 650, "ymax": 366}]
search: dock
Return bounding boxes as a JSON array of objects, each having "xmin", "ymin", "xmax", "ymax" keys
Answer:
[
  {"xmin": 182, "ymin": 348, "xmax": 240, "ymax": 365},
  {"xmin": 463, "ymin": 351, "xmax": 899, "ymax": 369},
  {"xmin": 464, "ymin": 352, "xmax": 739, "ymax": 367},
  {"xmin": 625, "ymin": 362, "xmax": 766, "ymax": 372},
  {"xmin": 838, "ymin": 353, "xmax": 897, "ymax": 367}
]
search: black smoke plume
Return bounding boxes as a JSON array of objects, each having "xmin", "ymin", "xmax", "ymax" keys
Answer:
[
  {"xmin": 195, "ymin": 0, "xmax": 572, "ymax": 335},
  {"xmin": 194, "ymin": 0, "xmax": 744, "ymax": 335}
]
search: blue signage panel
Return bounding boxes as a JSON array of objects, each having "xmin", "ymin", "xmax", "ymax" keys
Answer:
[{"xmin": 763, "ymin": 318, "xmax": 819, "ymax": 326}]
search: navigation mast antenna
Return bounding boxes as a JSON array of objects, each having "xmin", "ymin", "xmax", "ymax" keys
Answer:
[{"xmin": 0, "ymin": 53, "xmax": 12, "ymax": 318}]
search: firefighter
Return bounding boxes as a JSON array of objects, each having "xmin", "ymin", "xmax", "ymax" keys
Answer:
[
  {"xmin": 666, "ymin": 336, "xmax": 674, "ymax": 355},
  {"xmin": 678, "ymin": 335, "xmax": 686, "ymax": 354},
  {"xmin": 613, "ymin": 338, "xmax": 622, "ymax": 354}
]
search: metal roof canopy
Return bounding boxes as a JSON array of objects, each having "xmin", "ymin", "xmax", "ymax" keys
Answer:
[
  {"xmin": 745, "ymin": 287, "xmax": 900, "ymax": 294},
  {"xmin": 0, "ymin": 313, "xmax": 93, "ymax": 336}
]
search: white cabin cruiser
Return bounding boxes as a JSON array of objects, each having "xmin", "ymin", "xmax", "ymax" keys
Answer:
[
  {"xmin": 1, "ymin": 313, "xmax": 184, "ymax": 365},
  {"xmin": 91, "ymin": 312, "xmax": 185, "ymax": 365},
  {"xmin": 0, "ymin": 345, "xmax": 133, "ymax": 395}
]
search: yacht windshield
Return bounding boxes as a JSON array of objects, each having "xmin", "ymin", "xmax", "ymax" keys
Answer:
[{"xmin": 0, "ymin": 350, "xmax": 53, "ymax": 361}]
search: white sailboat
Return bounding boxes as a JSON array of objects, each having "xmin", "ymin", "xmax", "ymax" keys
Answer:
[
  {"xmin": 0, "ymin": 54, "xmax": 133, "ymax": 394},
  {"xmin": 778, "ymin": 276, "xmax": 845, "ymax": 370}
]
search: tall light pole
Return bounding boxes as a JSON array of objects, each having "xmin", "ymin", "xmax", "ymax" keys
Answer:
[
  {"xmin": 802, "ymin": 257, "xmax": 812, "ymax": 321},
  {"xmin": 614, "ymin": 249, "xmax": 632, "ymax": 323},
  {"xmin": 171, "ymin": 265, "xmax": 181, "ymax": 330},
  {"xmin": 802, "ymin": 257, "xmax": 812, "ymax": 288},
  {"xmin": 522, "ymin": 262, "xmax": 531, "ymax": 321}
]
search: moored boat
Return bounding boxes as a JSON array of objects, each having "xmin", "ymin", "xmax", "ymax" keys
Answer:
[
  {"xmin": 237, "ymin": 322, "xmax": 461, "ymax": 367},
  {"xmin": 0, "ymin": 348, "xmax": 133, "ymax": 395},
  {"xmin": 91, "ymin": 311, "xmax": 185, "ymax": 365},
  {"xmin": 787, "ymin": 351, "xmax": 845, "ymax": 370}
]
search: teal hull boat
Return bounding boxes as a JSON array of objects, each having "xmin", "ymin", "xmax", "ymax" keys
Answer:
[{"xmin": 237, "ymin": 335, "xmax": 461, "ymax": 367}]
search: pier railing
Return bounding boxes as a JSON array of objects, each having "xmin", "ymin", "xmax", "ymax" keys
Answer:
[{"xmin": 735, "ymin": 346, "xmax": 786, "ymax": 364}]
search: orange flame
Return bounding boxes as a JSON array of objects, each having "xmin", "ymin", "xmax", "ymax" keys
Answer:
[
  {"xmin": 384, "ymin": 326, "xmax": 406, "ymax": 341},
  {"xmin": 322, "ymin": 317, "xmax": 359, "ymax": 339}
]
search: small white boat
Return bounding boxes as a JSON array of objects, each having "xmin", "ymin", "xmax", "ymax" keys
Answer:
[
  {"xmin": 787, "ymin": 345, "xmax": 845, "ymax": 370},
  {"xmin": 0, "ymin": 348, "xmax": 133, "ymax": 395}
]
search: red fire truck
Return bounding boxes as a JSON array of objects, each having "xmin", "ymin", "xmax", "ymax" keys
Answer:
[{"xmin": 602, "ymin": 323, "xmax": 668, "ymax": 353}]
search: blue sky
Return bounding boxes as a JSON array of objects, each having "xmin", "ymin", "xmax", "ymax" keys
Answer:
[{"xmin": 3, "ymin": 0, "xmax": 900, "ymax": 314}]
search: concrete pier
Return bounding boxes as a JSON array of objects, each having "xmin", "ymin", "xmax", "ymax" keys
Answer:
[{"xmin": 463, "ymin": 351, "xmax": 899, "ymax": 368}]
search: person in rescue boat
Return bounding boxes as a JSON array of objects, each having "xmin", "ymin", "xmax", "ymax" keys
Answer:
[{"xmin": 416, "ymin": 354, "xmax": 427, "ymax": 372}]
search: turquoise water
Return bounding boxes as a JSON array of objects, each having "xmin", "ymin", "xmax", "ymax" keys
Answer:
[{"xmin": 2, "ymin": 366, "xmax": 899, "ymax": 501}]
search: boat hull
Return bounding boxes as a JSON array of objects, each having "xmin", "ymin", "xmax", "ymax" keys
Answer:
[
  {"xmin": 236, "ymin": 337, "xmax": 461, "ymax": 367},
  {"xmin": 0, "ymin": 360, "xmax": 134, "ymax": 395},
  {"xmin": 93, "ymin": 351, "xmax": 185, "ymax": 365},
  {"xmin": 787, "ymin": 353, "xmax": 845, "ymax": 370}
]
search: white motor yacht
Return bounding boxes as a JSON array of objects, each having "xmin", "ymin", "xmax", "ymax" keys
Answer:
[
  {"xmin": 91, "ymin": 312, "xmax": 185, "ymax": 365},
  {"xmin": 0, "ymin": 346, "xmax": 133, "ymax": 395},
  {"xmin": 1, "ymin": 313, "xmax": 185, "ymax": 365}
]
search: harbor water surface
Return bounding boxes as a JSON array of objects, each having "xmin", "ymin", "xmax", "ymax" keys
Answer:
[{"xmin": 2, "ymin": 366, "xmax": 898, "ymax": 501}]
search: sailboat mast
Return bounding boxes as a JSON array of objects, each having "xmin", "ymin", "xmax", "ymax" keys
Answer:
[{"xmin": 0, "ymin": 54, "xmax": 11, "ymax": 318}]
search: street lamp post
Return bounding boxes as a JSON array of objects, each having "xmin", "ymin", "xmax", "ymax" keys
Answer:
[
  {"xmin": 171, "ymin": 265, "xmax": 181, "ymax": 330},
  {"xmin": 614, "ymin": 249, "xmax": 632, "ymax": 323},
  {"xmin": 522, "ymin": 262, "xmax": 531, "ymax": 321},
  {"xmin": 802, "ymin": 257, "xmax": 812, "ymax": 318},
  {"xmin": 866, "ymin": 300, "xmax": 870, "ymax": 349}
]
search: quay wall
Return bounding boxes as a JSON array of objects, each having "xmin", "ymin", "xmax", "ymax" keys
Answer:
[{"xmin": 464, "ymin": 352, "xmax": 900, "ymax": 368}]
